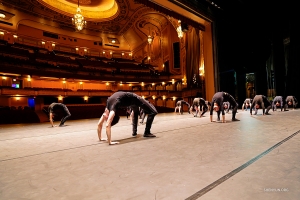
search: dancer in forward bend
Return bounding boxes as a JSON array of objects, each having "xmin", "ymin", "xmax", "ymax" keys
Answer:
[
  {"xmin": 210, "ymin": 92, "xmax": 238, "ymax": 122},
  {"xmin": 97, "ymin": 92, "xmax": 157, "ymax": 145}
]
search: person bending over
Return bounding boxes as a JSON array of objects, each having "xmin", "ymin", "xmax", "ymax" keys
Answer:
[
  {"xmin": 272, "ymin": 96, "xmax": 285, "ymax": 111},
  {"xmin": 48, "ymin": 102, "xmax": 71, "ymax": 127},
  {"xmin": 242, "ymin": 98, "xmax": 252, "ymax": 111},
  {"xmin": 210, "ymin": 92, "xmax": 238, "ymax": 122},
  {"xmin": 97, "ymin": 92, "xmax": 157, "ymax": 145},
  {"xmin": 250, "ymin": 95, "xmax": 271, "ymax": 115},
  {"xmin": 223, "ymin": 101, "xmax": 231, "ymax": 113},
  {"xmin": 205, "ymin": 100, "xmax": 211, "ymax": 112},
  {"xmin": 175, "ymin": 100, "xmax": 190, "ymax": 115},
  {"xmin": 285, "ymin": 96, "xmax": 298, "ymax": 110},
  {"xmin": 190, "ymin": 97, "xmax": 208, "ymax": 117}
]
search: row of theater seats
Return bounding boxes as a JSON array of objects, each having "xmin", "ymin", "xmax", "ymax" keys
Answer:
[
  {"xmin": 0, "ymin": 110, "xmax": 40, "ymax": 124},
  {"xmin": 0, "ymin": 106, "xmax": 32, "ymax": 111},
  {"xmin": 0, "ymin": 43, "xmax": 162, "ymax": 76}
]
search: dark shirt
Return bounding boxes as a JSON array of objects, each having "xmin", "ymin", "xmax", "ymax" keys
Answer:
[
  {"xmin": 272, "ymin": 96, "xmax": 283, "ymax": 108},
  {"xmin": 210, "ymin": 92, "xmax": 237, "ymax": 115},
  {"xmin": 48, "ymin": 103, "xmax": 65, "ymax": 113},
  {"xmin": 192, "ymin": 98, "xmax": 206, "ymax": 107},
  {"xmin": 106, "ymin": 91, "xmax": 143, "ymax": 112},
  {"xmin": 250, "ymin": 95, "xmax": 271, "ymax": 114},
  {"xmin": 286, "ymin": 96, "xmax": 298, "ymax": 107}
]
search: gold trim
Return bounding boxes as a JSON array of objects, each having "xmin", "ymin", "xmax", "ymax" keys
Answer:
[{"xmin": 39, "ymin": 0, "xmax": 118, "ymax": 19}]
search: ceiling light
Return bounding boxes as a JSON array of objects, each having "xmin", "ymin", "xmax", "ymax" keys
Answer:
[{"xmin": 72, "ymin": 0, "xmax": 87, "ymax": 31}]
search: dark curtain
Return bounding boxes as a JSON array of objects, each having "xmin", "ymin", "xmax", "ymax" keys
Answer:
[{"xmin": 186, "ymin": 28, "xmax": 201, "ymax": 88}]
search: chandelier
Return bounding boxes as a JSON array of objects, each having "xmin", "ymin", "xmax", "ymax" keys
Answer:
[
  {"xmin": 176, "ymin": 20, "xmax": 183, "ymax": 38},
  {"xmin": 72, "ymin": 0, "xmax": 87, "ymax": 31}
]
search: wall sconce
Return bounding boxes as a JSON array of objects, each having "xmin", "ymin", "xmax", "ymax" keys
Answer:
[
  {"xmin": 75, "ymin": 48, "xmax": 79, "ymax": 51},
  {"xmin": 41, "ymin": 41, "xmax": 45, "ymax": 45},
  {"xmin": 16, "ymin": 97, "xmax": 20, "ymax": 101},
  {"xmin": 58, "ymin": 96, "xmax": 63, "ymax": 101},
  {"xmin": 122, "ymin": 52, "xmax": 124, "ymax": 56},
  {"xmin": 62, "ymin": 81, "xmax": 66, "ymax": 84},
  {"xmin": 0, "ymin": 13, "xmax": 5, "ymax": 19},
  {"xmin": 199, "ymin": 65, "xmax": 205, "ymax": 76},
  {"xmin": 106, "ymin": 82, "xmax": 109, "ymax": 85},
  {"xmin": 2, "ymin": 76, "xmax": 7, "ymax": 80},
  {"xmin": 173, "ymin": 96, "xmax": 176, "ymax": 101},
  {"xmin": 152, "ymin": 95, "xmax": 156, "ymax": 100},
  {"xmin": 129, "ymin": 53, "xmax": 132, "ymax": 56},
  {"xmin": 13, "ymin": 35, "xmax": 18, "ymax": 38},
  {"xmin": 163, "ymin": 95, "xmax": 166, "ymax": 100},
  {"xmin": 152, "ymin": 83, "xmax": 155, "ymax": 86},
  {"xmin": 141, "ymin": 82, "xmax": 144, "ymax": 87},
  {"xmin": 182, "ymin": 77, "xmax": 187, "ymax": 85},
  {"xmin": 110, "ymin": 51, "xmax": 112, "ymax": 55},
  {"xmin": 129, "ymin": 84, "xmax": 132, "ymax": 86},
  {"xmin": 147, "ymin": 35, "xmax": 153, "ymax": 44},
  {"xmin": 84, "ymin": 96, "xmax": 88, "ymax": 101},
  {"xmin": 176, "ymin": 20, "xmax": 183, "ymax": 39},
  {"xmin": 52, "ymin": 43, "xmax": 55, "ymax": 47},
  {"xmin": 103, "ymin": 51, "xmax": 105, "ymax": 54},
  {"xmin": 79, "ymin": 81, "xmax": 83, "ymax": 85},
  {"xmin": 120, "ymin": 82, "xmax": 123, "ymax": 86},
  {"xmin": 162, "ymin": 82, "xmax": 165, "ymax": 85},
  {"xmin": 162, "ymin": 64, "xmax": 165, "ymax": 68},
  {"xmin": 142, "ymin": 96, "xmax": 145, "ymax": 99},
  {"xmin": 0, "ymin": 31, "xmax": 4, "ymax": 35},
  {"xmin": 172, "ymin": 79, "xmax": 175, "ymax": 84},
  {"xmin": 27, "ymin": 78, "xmax": 31, "ymax": 82}
]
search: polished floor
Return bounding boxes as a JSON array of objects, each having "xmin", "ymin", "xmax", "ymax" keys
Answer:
[{"xmin": 0, "ymin": 109, "xmax": 299, "ymax": 200}]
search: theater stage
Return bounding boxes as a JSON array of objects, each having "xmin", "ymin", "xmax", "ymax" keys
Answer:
[{"xmin": 0, "ymin": 109, "xmax": 299, "ymax": 200}]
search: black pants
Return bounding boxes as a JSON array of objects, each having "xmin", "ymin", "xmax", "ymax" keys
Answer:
[
  {"xmin": 254, "ymin": 105, "xmax": 271, "ymax": 115},
  {"xmin": 140, "ymin": 112, "xmax": 147, "ymax": 123},
  {"xmin": 60, "ymin": 105, "xmax": 71, "ymax": 125},
  {"xmin": 216, "ymin": 105, "xmax": 237, "ymax": 120},
  {"xmin": 131, "ymin": 97, "xmax": 157, "ymax": 135}
]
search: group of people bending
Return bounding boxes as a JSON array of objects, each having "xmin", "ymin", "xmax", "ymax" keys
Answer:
[
  {"xmin": 175, "ymin": 92, "xmax": 238, "ymax": 123},
  {"xmin": 48, "ymin": 91, "xmax": 297, "ymax": 145},
  {"xmin": 240, "ymin": 95, "xmax": 298, "ymax": 115}
]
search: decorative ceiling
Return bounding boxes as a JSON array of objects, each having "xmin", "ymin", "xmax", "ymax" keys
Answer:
[
  {"xmin": 37, "ymin": 0, "xmax": 118, "ymax": 20},
  {"xmin": 1, "ymin": 0, "xmax": 170, "ymax": 35},
  {"xmin": 0, "ymin": 0, "xmax": 175, "ymax": 51}
]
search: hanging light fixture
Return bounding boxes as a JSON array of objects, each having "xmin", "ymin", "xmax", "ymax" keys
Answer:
[
  {"xmin": 147, "ymin": 27, "xmax": 153, "ymax": 44},
  {"xmin": 72, "ymin": 0, "xmax": 87, "ymax": 31},
  {"xmin": 147, "ymin": 35, "xmax": 153, "ymax": 44},
  {"xmin": 176, "ymin": 20, "xmax": 183, "ymax": 38}
]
